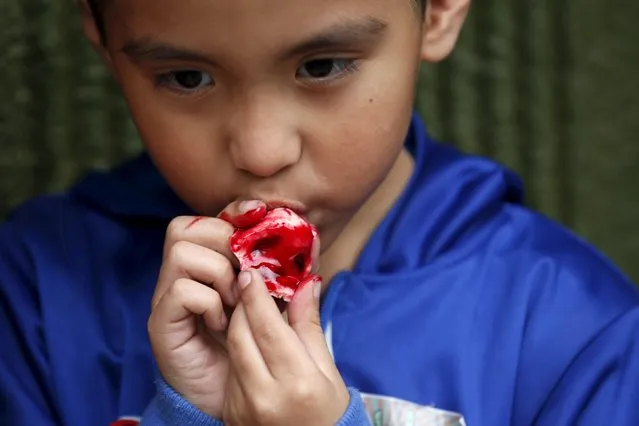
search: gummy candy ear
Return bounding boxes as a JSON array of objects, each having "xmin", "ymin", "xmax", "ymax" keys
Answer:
[{"xmin": 229, "ymin": 208, "xmax": 318, "ymax": 303}]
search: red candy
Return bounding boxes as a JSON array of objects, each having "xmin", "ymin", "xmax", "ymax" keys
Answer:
[{"xmin": 228, "ymin": 207, "xmax": 319, "ymax": 302}]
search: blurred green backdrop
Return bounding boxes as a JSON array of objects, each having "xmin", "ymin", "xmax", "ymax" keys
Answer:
[{"xmin": 1, "ymin": 1, "xmax": 638, "ymax": 281}]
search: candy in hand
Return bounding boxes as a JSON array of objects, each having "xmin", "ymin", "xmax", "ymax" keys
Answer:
[{"xmin": 229, "ymin": 208, "xmax": 319, "ymax": 302}]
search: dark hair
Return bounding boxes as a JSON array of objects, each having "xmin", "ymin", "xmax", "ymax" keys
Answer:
[
  {"xmin": 88, "ymin": 0, "xmax": 427, "ymax": 44},
  {"xmin": 87, "ymin": 0, "xmax": 107, "ymax": 42}
]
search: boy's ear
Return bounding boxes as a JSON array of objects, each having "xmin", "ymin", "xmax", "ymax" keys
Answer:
[
  {"xmin": 420, "ymin": 0, "xmax": 471, "ymax": 63},
  {"xmin": 78, "ymin": 0, "xmax": 115, "ymax": 72}
]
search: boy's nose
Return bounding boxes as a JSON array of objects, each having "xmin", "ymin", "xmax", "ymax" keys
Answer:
[{"xmin": 228, "ymin": 102, "xmax": 302, "ymax": 178}]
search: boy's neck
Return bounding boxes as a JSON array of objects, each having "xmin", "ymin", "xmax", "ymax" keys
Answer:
[{"xmin": 318, "ymin": 148, "xmax": 415, "ymax": 285}]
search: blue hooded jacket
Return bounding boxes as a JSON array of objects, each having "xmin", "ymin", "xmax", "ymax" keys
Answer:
[{"xmin": 1, "ymin": 114, "xmax": 638, "ymax": 425}]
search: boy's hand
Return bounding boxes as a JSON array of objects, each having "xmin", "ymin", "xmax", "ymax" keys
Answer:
[
  {"xmin": 223, "ymin": 269, "xmax": 350, "ymax": 426},
  {"xmin": 147, "ymin": 200, "xmax": 266, "ymax": 419}
]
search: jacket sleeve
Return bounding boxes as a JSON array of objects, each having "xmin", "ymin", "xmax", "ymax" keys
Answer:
[
  {"xmin": 140, "ymin": 378, "xmax": 224, "ymax": 426},
  {"xmin": 533, "ymin": 307, "xmax": 639, "ymax": 425},
  {"xmin": 0, "ymin": 220, "xmax": 61, "ymax": 425},
  {"xmin": 140, "ymin": 376, "xmax": 372, "ymax": 426}
]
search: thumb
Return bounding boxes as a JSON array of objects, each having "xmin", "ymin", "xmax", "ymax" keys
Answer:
[
  {"xmin": 287, "ymin": 275, "xmax": 322, "ymax": 328},
  {"xmin": 287, "ymin": 275, "xmax": 333, "ymax": 368},
  {"xmin": 217, "ymin": 200, "xmax": 267, "ymax": 229}
]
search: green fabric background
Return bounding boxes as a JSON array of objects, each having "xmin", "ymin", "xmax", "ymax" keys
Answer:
[{"xmin": 1, "ymin": 1, "xmax": 638, "ymax": 281}]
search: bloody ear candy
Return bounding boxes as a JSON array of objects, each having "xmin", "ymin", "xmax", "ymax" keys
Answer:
[{"xmin": 227, "ymin": 207, "xmax": 320, "ymax": 302}]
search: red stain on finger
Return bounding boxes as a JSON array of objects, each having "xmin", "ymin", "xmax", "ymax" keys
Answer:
[{"xmin": 185, "ymin": 216, "xmax": 206, "ymax": 229}]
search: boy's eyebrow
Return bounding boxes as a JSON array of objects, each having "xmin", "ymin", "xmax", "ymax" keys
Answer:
[
  {"xmin": 120, "ymin": 17, "xmax": 388, "ymax": 65},
  {"xmin": 121, "ymin": 38, "xmax": 218, "ymax": 66},
  {"xmin": 280, "ymin": 17, "xmax": 388, "ymax": 59}
]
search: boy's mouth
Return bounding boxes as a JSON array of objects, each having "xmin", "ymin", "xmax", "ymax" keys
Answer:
[
  {"xmin": 265, "ymin": 200, "xmax": 308, "ymax": 215},
  {"xmin": 232, "ymin": 196, "xmax": 320, "ymax": 229},
  {"xmin": 236, "ymin": 196, "xmax": 309, "ymax": 216}
]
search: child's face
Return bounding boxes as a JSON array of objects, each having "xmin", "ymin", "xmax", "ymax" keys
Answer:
[{"xmin": 87, "ymin": 0, "xmax": 466, "ymax": 248}]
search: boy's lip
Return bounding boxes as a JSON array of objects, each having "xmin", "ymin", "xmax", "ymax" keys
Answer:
[
  {"xmin": 265, "ymin": 200, "xmax": 308, "ymax": 215},
  {"xmin": 237, "ymin": 197, "xmax": 308, "ymax": 215}
]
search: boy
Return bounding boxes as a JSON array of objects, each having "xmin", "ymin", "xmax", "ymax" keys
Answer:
[{"xmin": 1, "ymin": 0, "xmax": 638, "ymax": 424}]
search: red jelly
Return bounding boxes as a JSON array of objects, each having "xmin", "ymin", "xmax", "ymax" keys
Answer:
[{"xmin": 229, "ymin": 207, "xmax": 319, "ymax": 302}]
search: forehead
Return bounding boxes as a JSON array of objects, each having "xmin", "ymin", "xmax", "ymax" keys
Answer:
[{"xmin": 108, "ymin": 0, "xmax": 415, "ymax": 51}]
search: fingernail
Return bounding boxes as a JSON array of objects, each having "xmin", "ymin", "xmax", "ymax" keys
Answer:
[
  {"xmin": 238, "ymin": 270, "xmax": 252, "ymax": 290},
  {"xmin": 313, "ymin": 280, "xmax": 322, "ymax": 300},
  {"xmin": 239, "ymin": 200, "xmax": 261, "ymax": 214}
]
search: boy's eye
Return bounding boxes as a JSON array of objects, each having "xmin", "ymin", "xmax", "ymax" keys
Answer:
[
  {"xmin": 297, "ymin": 58, "xmax": 358, "ymax": 81},
  {"xmin": 155, "ymin": 70, "xmax": 214, "ymax": 93}
]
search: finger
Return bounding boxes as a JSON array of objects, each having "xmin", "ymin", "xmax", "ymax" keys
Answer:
[
  {"xmin": 153, "ymin": 241, "xmax": 237, "ymax": 308},
  {"xmin": 236, "ymin": 270, "xmax": 312, "ymax": 376},
  {"xmin": 198, "ymin": 316, "xmax": 229, "ymax": 352},
  {"xmin": 287, "ymin": 275, "xmax": 334, "ymax": 373},
  {"xmin": 149, "ymin": 278, "xmax": 228, "ymax": 352},
  {"xmin": 164, "ymin": 216, "xmax": 236, "ymax": 265},
  {"xmin": 226, "ymin": 302, "xmax": 272, "ymax": 388},
  {"xmin": 223, "ymin": 371, "xmax": 250, "ymax": 426},
  {"xmin": 217, "ymin": 200, "xmax": 267, "ymax": 229}
]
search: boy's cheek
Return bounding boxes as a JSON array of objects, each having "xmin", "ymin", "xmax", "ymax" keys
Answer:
[{"xmin": 312, "ymin": 99, "xmax": 414, "ymax": 200}]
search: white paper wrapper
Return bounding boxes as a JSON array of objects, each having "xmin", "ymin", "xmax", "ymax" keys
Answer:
[{"xmin": 361, "ymin": 393, "xmax": 467, "ymax": 426}]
